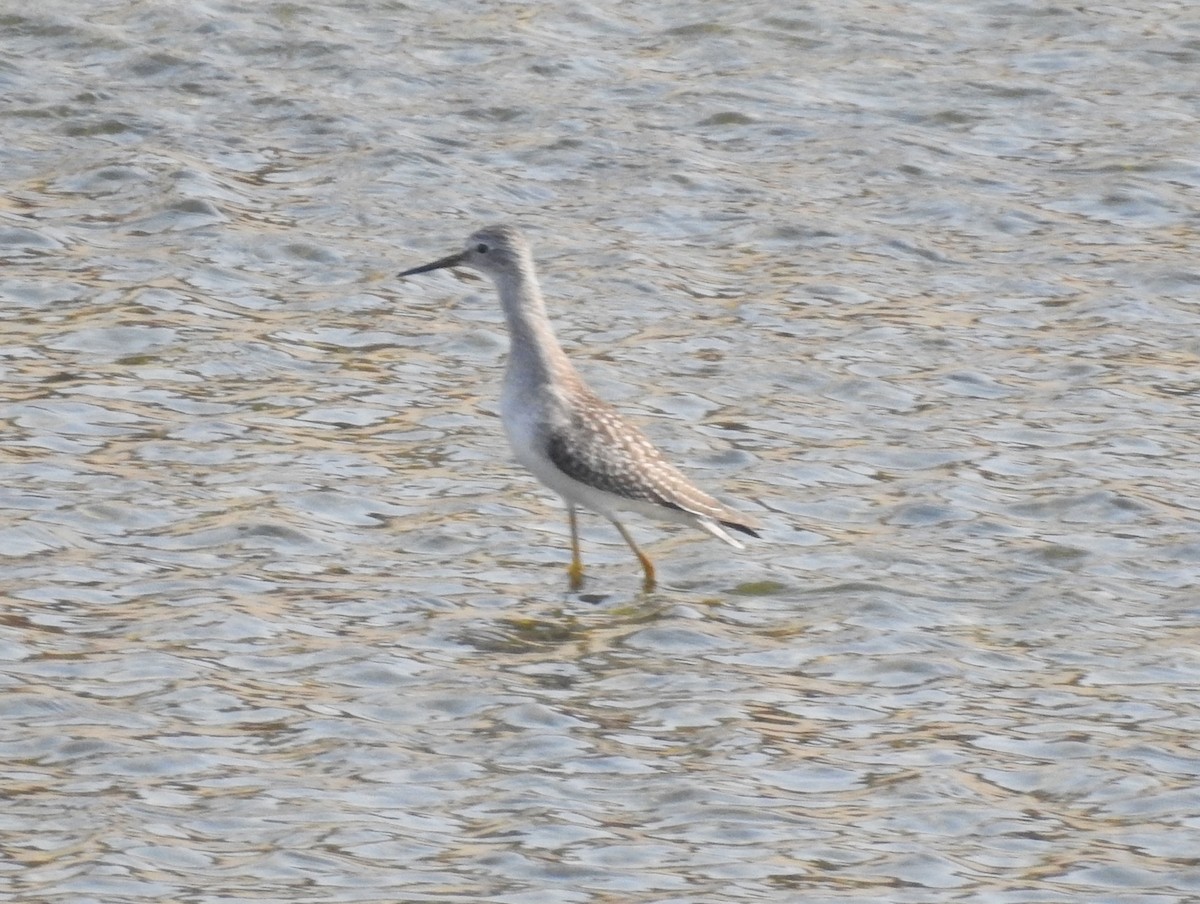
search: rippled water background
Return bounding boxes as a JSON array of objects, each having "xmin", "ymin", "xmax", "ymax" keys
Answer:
[{"xmin": 4, "ymin": 1, "xmax": 1200, "ymax": 901}]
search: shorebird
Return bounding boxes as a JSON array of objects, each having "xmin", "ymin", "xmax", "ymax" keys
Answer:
[{"xmin": 398, "ymin": 224, "xmax": 759, "ymax": 591}]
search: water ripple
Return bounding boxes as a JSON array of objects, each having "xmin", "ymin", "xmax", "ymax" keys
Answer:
[{"xmin": 3, "ymin": 1, "xmax": 1199, "ymax": 901}]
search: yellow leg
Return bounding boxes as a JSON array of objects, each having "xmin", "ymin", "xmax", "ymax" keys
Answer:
[
  {"xmin": 567, "ymin": 504, "xmax": 584, "ymax": 591},
  {"xmin": 610, "ymin": 517, "xmax": 656, "ymax": 592}
]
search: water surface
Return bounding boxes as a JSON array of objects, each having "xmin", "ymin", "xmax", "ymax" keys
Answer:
[{"xmin": 2, "ymin": 1, "xmax": 1199, "ymax": 901}]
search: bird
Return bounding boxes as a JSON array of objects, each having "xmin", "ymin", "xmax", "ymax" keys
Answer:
[{"xmin": 397, "ymin": 224, "xmax": 759, "ymax": 592}]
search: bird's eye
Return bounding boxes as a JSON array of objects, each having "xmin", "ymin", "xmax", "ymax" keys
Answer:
[{"xmin": 476, "ymin": 243, "xmax": 489, "ymax": 254}]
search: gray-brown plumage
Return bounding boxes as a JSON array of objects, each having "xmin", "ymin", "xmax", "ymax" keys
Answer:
[
  {"xmin": 398, "ymin": 224, "xmax": 759, "ymax": 591},
  {"xmin": 545, "ymin": 383, "xmax": 758, "ymax": 539}
]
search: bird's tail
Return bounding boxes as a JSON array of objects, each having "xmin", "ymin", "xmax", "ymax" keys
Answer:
[{"xmin": 696, "ymin": 515, "xmax": 760, "ymax": 549}]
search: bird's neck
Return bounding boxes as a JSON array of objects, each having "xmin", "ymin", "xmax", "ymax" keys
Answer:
[{"xmin": 495, "ymin": 266, "xmax": 574, "ymax": 385}]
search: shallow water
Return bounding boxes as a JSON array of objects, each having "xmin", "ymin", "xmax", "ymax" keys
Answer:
[{"xmin": 3, "ymin": 1, "xmax": 1199, "ymax": 901}]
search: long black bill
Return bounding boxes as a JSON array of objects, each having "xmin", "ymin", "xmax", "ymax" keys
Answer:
[{"xmin": 398, "ymin": 250, "xmax": 468, "ymax": 277}]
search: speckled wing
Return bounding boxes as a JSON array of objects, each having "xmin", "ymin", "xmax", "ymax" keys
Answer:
[{"xmin": 544, "ymin": 389, "xmax": 753, "ymax": 532}]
